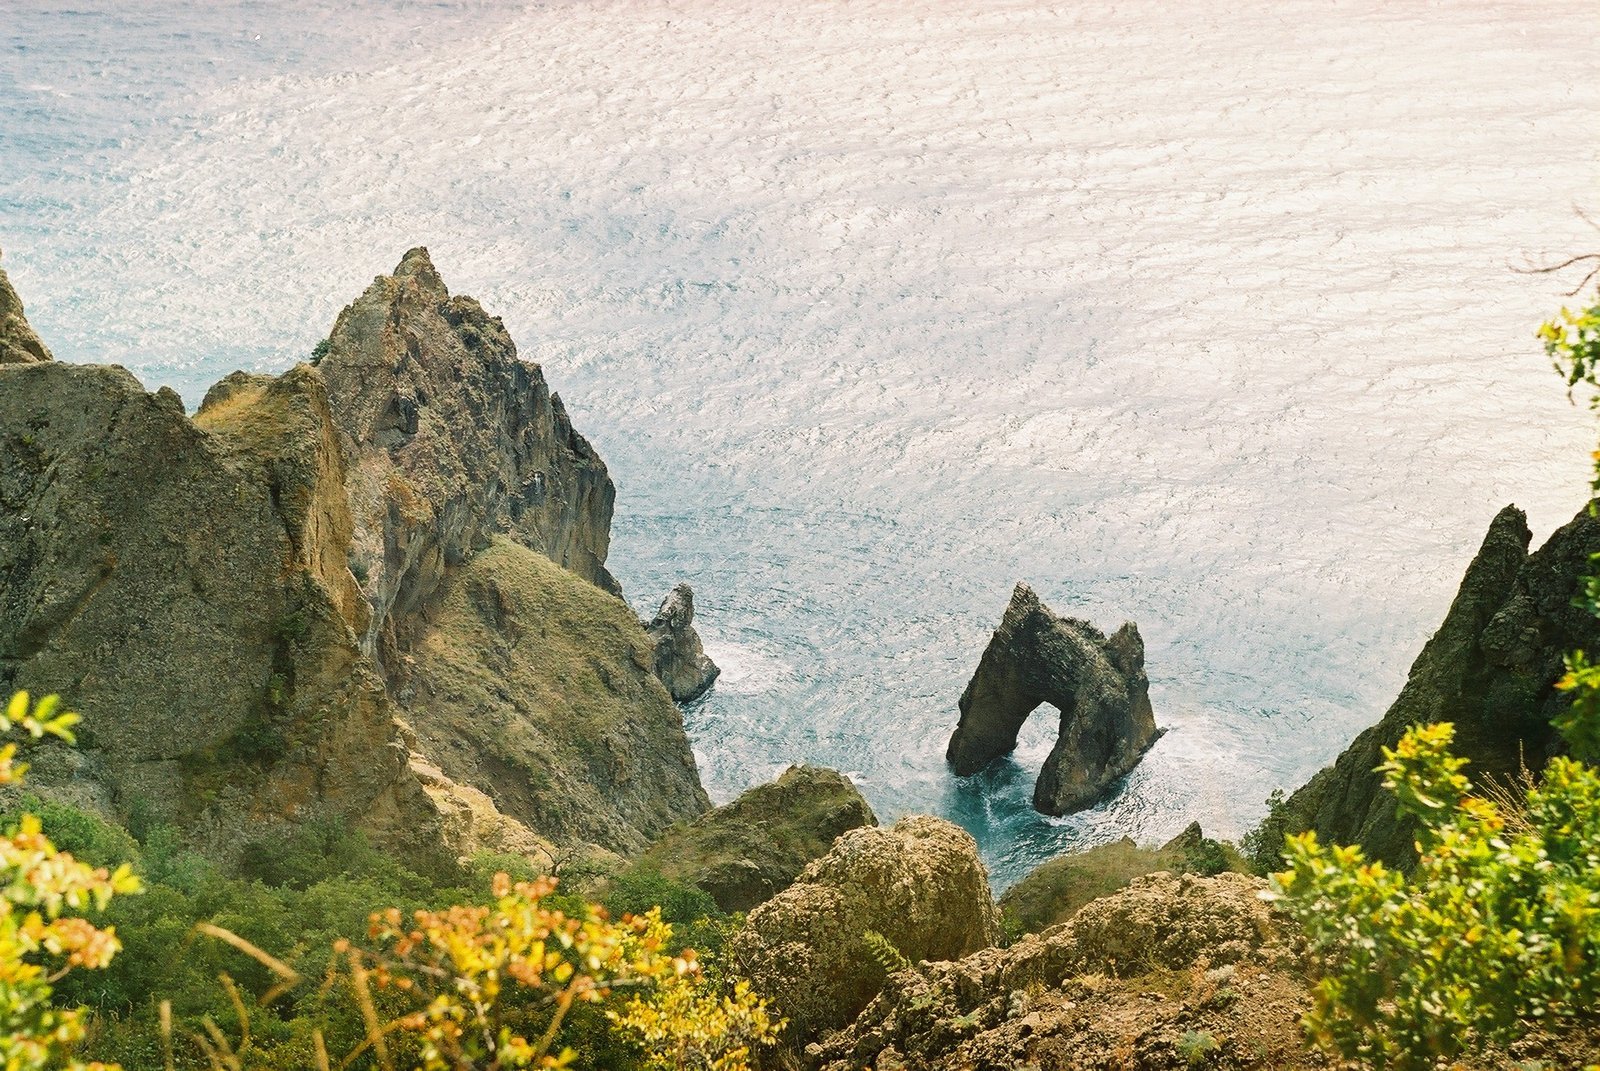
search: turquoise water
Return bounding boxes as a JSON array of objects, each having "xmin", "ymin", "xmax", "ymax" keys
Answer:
[{"xmin": 4, "ymin": 1, "xmax": 1597, "ymax": 887}]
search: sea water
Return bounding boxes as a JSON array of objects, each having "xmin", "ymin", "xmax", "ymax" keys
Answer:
[{"xmin": 3, "ymin": 0, "xmax": 1597, "ymax": 888}]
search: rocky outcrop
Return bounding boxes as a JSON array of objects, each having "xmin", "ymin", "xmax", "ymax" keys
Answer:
[
  {"xmin": 813, "ymin": 871, "xmax": 1307, "ymax": 1071},
  {"xmin": 317, "ymin": 247, "xmax": 619, "ymax": 666},
  {"xmin": 635, "ymin": 765, "xmax": 877, "ymax": 912},
  {"xmin": 645, "ymin": 583, "xmax": 720, "ymax": 703},
  {"xmin": 947, "ymin": 583, "xmax": 1163, "ymax": 815},
  {"xmin": 0, "ymin": 251, "xmax": 709, "ymax": 870},
  {"xmin": 1275, "ymin": 502, "xmax": 1600, "ymax": 867},
  {"xmin": 729, "ymin": 815, "xmax": 1001, "ymax": 1042},
  {"xmin": 998, "ymin": 822, "xmax": 1235, "ymax": 935},
  {"xmin": 0, "ymin": 249, "xmax": 53, "ymax": 364}
]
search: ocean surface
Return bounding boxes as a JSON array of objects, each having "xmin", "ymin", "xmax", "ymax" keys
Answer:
[{"xmin": 4, "ymin": 1, "xmax": 1598, "ymax": 888}]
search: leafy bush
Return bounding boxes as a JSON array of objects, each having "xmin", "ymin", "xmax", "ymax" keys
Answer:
[
  {"xmin": 0, "ymin": 692, "xmax": 141, "ymax": 1071},
  {"xmin": 1240, "ymin": 788, "xmax": 1290, "ymax": 875},
  {"xmin": 1271, "ymin": 722, "xmax": 1600, "ymax": 1069}
]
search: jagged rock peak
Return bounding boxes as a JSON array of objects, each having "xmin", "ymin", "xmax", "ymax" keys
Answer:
[
  {"xmin": 1273, "ymin": 502, "xmax": 1600, "ymax": 867},
  {"xmin": 0, "ymin": 248, "xmax": 54, "ymax": 365},
  {"xmin": 314, "ymin": 247, "xmax": 620, "ymax": 660},
  {"xmin": 947, "ymin": 582, "xmax": 1163, "ymax": 816},
  {"xmin": 645, "ymin": 583, "xmax": 720, "ymax": 703}
]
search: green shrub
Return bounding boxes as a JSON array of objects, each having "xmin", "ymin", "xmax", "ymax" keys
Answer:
[
  {"xmin": 1268, "ymin": 294, "xmax": 1600, "ymax": 1071},
  {"xmin": 1240, "ymin": 788, "xmax": 1290, "ymax": 875},
  {"xmin": 1271, "ymin": 722, "xmax": 1600, "ymax": 1070}
]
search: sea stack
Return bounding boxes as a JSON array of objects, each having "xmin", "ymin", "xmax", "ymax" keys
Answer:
[
  {"xmin": 645, "ymin": 583, "xmax": 720, "ymax": 702},
  {"xmin": 947, "ymin": 583, "xmax": 1163, "ymax": 815}
]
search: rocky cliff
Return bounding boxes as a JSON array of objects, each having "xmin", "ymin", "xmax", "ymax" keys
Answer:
[
  {"xmin": 0, "ymin": 249, "xmax": 53, "ymax": 364},
  {"xmin": 948, "ymin": 583, "xmax": 1163, "ymax": 815},
  {"xmin": 0, "ymin": 251, "xmax": 707, "ymax": 870},
  {"xmin": 645, "ymin": 583, "xmax": 720, "ymax": 703},
  {"xmin": 1275, "ymin": 502, "xmax": 1600, "ymax": 867},
  {"xmin": 633, "ymin": 764, "xmax": 877, "ymax": 911},
  {"xmin": 812, "ymin": 871, "xmax": 1310, "ymax": 1071}
]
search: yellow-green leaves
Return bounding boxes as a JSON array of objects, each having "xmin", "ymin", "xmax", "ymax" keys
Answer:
[
  {"xmin": 1, "ymin": 692, "xmax": 140, "ymax": 1071},
  {"xmin": 1270, "ymin": 722, "xmax": 1600, "ymax": 1070}
]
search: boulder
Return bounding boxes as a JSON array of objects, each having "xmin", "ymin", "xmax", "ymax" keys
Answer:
[
  {"xmin": 645, "ymin": 583, "xmax": 720, "ymax": 703},
  {"xmin": 636, "ymin": 765, "xmax": 877, "ymax": 912},
  {"xmin": 1274, "ymin": 502, "xmax": 1600, "ymax": 867},
  {"xmin": 0, "ymin": 248, "xmax": 53, "ymax": 364},
  {"xmin": 730, "ymin": 815, "xmax": 1001, "ymax": 1042},
  {"xmin": 0, "ymin": 251, "xmax": 708, "ymax": 870},
  {"xmin": 947, "ymin": 583, "xmax": 1163, "ymax": 815}
]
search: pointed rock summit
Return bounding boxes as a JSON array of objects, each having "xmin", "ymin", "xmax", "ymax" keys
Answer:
[
  {"xmin": 645, "ymin": 583, "xmax": 720, "ymax": 702},
  {"xmin": 0, "ymin": 248, "xmax": 54, "ymax": 364},
  {"xmin": 947, "ymin": 583, "xmax": 1162, "ymax": 815},
  {"xmin": 0, "ymin": 249, "xmax": 708, "ymax": 872},
  {"xmin": 317, "ymin": 247, "xmax": 620, "ymax": 661}
]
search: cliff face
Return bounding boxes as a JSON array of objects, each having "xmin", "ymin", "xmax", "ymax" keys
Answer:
[
  {"xmin": 1278, "ymin": 502, "xmax": 1600, "ymax": 866},
  {"xmin": 0, "ymin": 252, "xmax": 707, "ymax": 870},
  {"xmin": 0, "ymin": 250, "xmax": 53, "ymax": 364},
  {"xmin": 318, "ymin": 248, "xmax": 618, "ymax": 667}
]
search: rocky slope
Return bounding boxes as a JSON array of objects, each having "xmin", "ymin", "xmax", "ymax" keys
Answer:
[
  {"xmin": 633, "ymin": 764, "xmax": 876, "ymax": 911},
  {"xmin": 948, "ymin": 583, "xmax": 1163, "ymax": 815},
  {"xmin": 0, "ymin": 248, "xmax": 53, "ymax": 364},
  {"xmin": 811, "ymin": 871, "xmax": 1308, "ymax": 1071},
  {"xmin": 1275, "ymin": 502, "xmax": 1600, "ymax": 866},
  {"xmin": 0, "ymin": 251, "xmax": 707, "ymax": 870}
]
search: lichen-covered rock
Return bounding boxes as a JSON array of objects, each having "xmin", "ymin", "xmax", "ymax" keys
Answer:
[
  {"xmin": 730, "ymin": 815, "xmax": 1001, "ymax": 1042},
  {"xmin": 0, "ymin": 249, "xmax": 53, "ymax": 364},
  {"xmin": 947, "ymin": 583, "xmax": 1163, "ymax": 815},
  {"xmin": 1275, "ymin": 502, "xmax": 1600, "ymax": 867},
  {"xmin": 645, "ymin": 583, "xmax": 720, "ymax": 703},
  {"xmin": 814, "ymin": 871, "xmax": 1305, "ymax": 1071},
  {"xmin": 317, "ymin": 247, "xmax": 619, "ymax": 665},
  {"xmin": 636, "ymin": 765, "xmax": 877, "ymax": 912}
]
